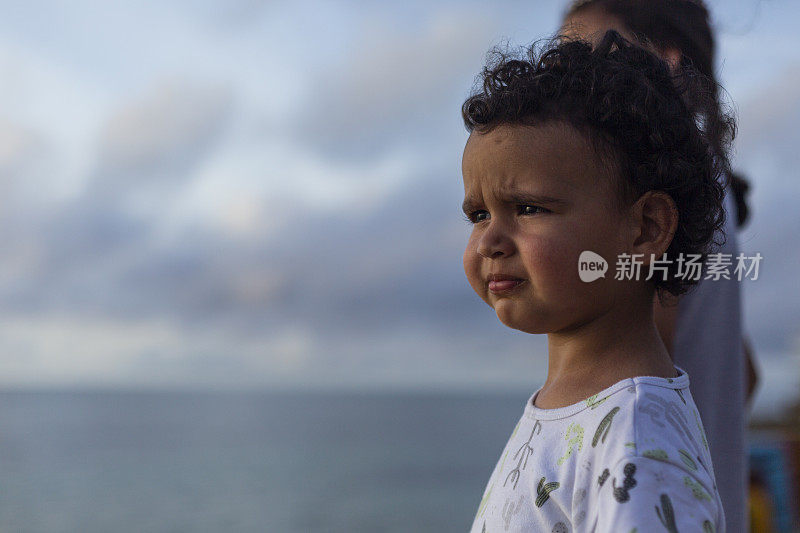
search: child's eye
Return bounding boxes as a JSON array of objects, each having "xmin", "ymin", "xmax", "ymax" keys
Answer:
[
  {"xmin": 465, "ymin": 210, "xmax": 489, "ymax": 224},
  {"xmin": 519, "ymin": 205, "xmax": 549, "ymax": 216}
]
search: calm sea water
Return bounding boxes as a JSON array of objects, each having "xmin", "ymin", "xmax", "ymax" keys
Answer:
[{"xmin": 0, "ymin": 390, "xmax": 529, "ymax": 532}]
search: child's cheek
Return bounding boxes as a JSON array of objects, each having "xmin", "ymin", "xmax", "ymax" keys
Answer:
[
  {"xmin": 463, "ymin": 237, "xmax": 488, "ymax": 303},
  {"xmin": 522, "ymin": 236, "xmax": 578, "ymax": 288}
]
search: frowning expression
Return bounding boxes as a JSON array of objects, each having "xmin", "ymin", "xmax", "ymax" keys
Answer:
[{"xmin": 461, "ymin": 122, "xmax": 631, "ymax": 334}]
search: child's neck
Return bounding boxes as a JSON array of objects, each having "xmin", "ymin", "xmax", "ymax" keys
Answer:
[{"xmin": 535, "ymin": 293, "xmax": 677, "ymax": 409}]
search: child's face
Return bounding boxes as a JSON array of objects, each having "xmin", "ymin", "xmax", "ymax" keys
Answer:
[{"xmin": 461, "ymin": 122, "xmax": 633, "ymax": 334}]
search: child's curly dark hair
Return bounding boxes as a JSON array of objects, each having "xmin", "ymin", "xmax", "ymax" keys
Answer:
[{"xmin": 462, "ymin": 30, "xmax": 732, "ymax": 298}]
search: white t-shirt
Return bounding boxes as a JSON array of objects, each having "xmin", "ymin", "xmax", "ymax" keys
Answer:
[{"xmin": 469, "ymin": 367, "xmax": 725, "ymax": 532}]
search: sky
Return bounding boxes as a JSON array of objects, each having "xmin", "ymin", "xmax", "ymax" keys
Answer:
[{"xmin": 0, "ymin": 0, "xmax": 797, "ymax": 417}]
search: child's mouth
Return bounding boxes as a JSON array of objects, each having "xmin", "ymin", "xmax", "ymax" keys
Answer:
[{"xmin": 487, "ymin": 277, "xmax": 526, "ymax": 294}]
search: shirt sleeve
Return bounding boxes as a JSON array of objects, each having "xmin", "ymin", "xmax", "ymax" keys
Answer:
[{"xmin": 592, "ymin": 456, "xmax": 722, "ymax": 532}]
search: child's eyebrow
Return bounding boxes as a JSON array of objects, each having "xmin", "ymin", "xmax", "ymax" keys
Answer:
[
  {"xmin": 501, "ymin": 191, "xmax": 568, "ymax": 206},
  {"xmin": 461, "ymin": 198, "xmax": 480, "ymax": 215},
  {"xmin": 462, "ymin": 191, "xmax": 567, "ymax": 214}
]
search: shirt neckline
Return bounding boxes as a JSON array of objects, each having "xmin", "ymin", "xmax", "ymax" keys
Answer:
[{"xmin": 523, "ymin": 366, "xmax": 689, "ymax": 421}]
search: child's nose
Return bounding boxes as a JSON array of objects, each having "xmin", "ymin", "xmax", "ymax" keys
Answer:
[{"xmin": 477, "ymin": 222, "xmax": 514, "ymax": 258}]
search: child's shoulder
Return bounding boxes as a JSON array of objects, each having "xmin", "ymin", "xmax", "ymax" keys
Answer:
[
  {"xmin": 587, "ymin": 375, "xmax": 725, "ymax": 531},
  {"xmin": 626, "ymin": 373, "xmax": 716, "ymax": 479},
  {"xmin": 571, "ymin": 372, "xmax": 723, "ymax": 527},
  {"xmin": 527, "ymin": 368, "xmax": 712, "ymax": 478},
  {"xmin": 575, "ymin": 370, "xmax": 719, "ymax": 492}
]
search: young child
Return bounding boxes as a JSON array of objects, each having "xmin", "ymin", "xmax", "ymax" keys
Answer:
[{"xmin": 461, "ymin": 31, "xmax": 728, "ymax": 531}]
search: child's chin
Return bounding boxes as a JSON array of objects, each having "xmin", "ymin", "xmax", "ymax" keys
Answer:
[{"xmin": 496, "ymin": 311, "xmax": 547, "ymax": 334}]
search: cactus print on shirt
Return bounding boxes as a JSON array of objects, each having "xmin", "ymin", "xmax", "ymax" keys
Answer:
[{"xmin": 469, "ymin": 367, "xmax": 725, "ymax": 532}]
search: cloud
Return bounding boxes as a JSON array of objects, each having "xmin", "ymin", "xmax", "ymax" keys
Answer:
[
  {"xmin": 0, "ymin": 313, "xmax": 307, "ymax": 388},
  {"xmin": 0, "ymin": 80, "xmax": 236, "ymax": 321},
  {"xmin": 0, "ymin": 119, "xmax": 43, "ymax": 177},
  {"xmin": 93, "ymin": 80, "xmax": 234, "ymax": 195},
  {"xmin": 0, "ymin": 0, "xmax": 795, "ymax": 402},
  {"xmin": 289, "ymin": 9, "xmax": 499, "ymax": 161},
  {"xmin": 0, "ymin": 117, "xmax": 58, "ymax": 216},
  {"xmin": 737, "ymin": 65, "xmax": 800, "ymax": 174},
  {"xmin": 734, "ymin": 64, "xmax": 800, "ymax": 353}
]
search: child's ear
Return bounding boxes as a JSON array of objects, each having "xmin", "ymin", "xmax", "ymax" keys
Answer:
[{"xmin": 629, "ymin": 191, "xmax": 678, "ymax": 263}]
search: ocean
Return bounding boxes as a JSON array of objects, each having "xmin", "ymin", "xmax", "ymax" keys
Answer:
[{"xmin": 0, "ymin": 390, "xmax": 529, "ymax": 532}]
